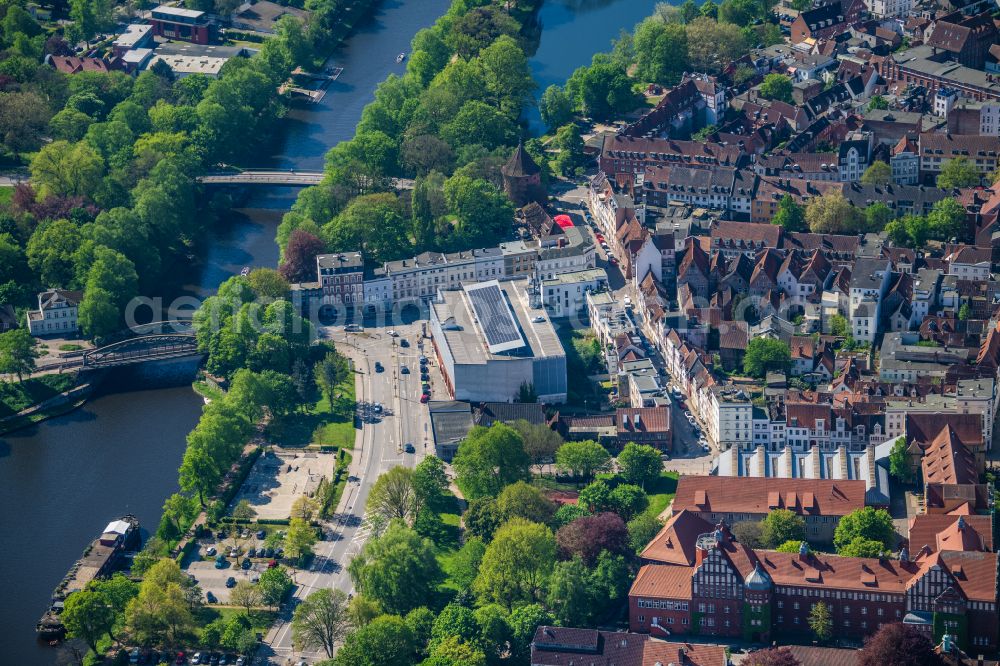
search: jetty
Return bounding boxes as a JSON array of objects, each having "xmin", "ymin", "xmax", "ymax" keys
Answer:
[{"xmin": 279, "ymin": 66, "xmax": 342, "ymax": 103}]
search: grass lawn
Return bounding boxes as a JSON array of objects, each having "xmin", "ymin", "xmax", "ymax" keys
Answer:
[
  {"xmin": 432, "ymin": 494, "xmax": 464, "ymax": 592},
  {"xmin": 645, "ymin": 471, "xmax": 679, "ymax": 519},
  {"xmin": 0, "ymin": 186, "xmax": 12, "ymax": 206},
  {"xmin": 0, "ymin": 373, "xmax": 78, "ymax": 418},
  {"xmin": 267, "ymin": 374, "xmax": 356, "ymax": 449},
  {"xmin": 531, "ymin": 476, "xmax": 580, "ymax": 492},
  {"xmin": 193, "ymin": 380, "xmax": 225, "ymax": 402}
]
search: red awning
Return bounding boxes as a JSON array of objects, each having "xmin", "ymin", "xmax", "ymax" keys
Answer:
[{"xmin": 554, "ymin": 214, "xmax": 574, "ymax": 228}]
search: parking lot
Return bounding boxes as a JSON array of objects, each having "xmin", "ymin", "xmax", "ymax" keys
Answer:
[
  {"xmin": 187, "ymin": 559, "xmax": 267, "ymax": 603},
  {"xmin": 229, "ymin": 450, "xmax": 336, "ymax": 520}
]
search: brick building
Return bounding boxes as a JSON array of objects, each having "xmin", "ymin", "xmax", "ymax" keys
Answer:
[
  {"xmin": 671, "ymin": 476, "xmax": 869, "ymax": 543},
  {"xmin": 316, "ymin": 251, "xmax": 364, "ymax": 308},
  {"xmin": 149, "ymin": 5, "xmax": 211, "ymax": 44},
  {"xmin": 629, "ymin": 514, "xmax": 1000, "ymax": 650}
]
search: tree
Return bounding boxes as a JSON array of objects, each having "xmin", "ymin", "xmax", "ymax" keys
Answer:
[
  {"xmin": 761, "ymin": 509, "xmax": 805, "ymax": 548},
  {"xmin": 743, "ymin": 337, "xmax": 791, "ymax": 377},
  {"xmin": 806, "ymin": 191, "xmax": 862, "ymax": 234},
  {"xmin": 474, "ymin": 518, "xmax": 556, "ymax": 609},
  {"xmin": 618, "ymin": 443, "xmax": 663, "ymax": 487},
  {"xmin": 62, "ymin": 589, "xmax": 115, "ymax": 652},
  {"xmin": 828, "ymin": 314, "xmax": 848, "ymax": 337},
  {"xmin": 229, "ymin": 579, "xmax": 262, "ymax": 617},
  {"xmin": 348, "ymin": 521, "xmax": 442, "ymax": 615},
  {"xmin": 30, "ymin": 140, "xmax": 105, "ymax": 199},
  {"xmin": 889, "ymin": 436, "xmax": 911, "ymax": 483},
  {"xmin": 497, "ymin": 481, "xmax": 557, "ymax": 525},
  {"xmin": 368, "ymin": 466, "xmax": 421, "ymax": 525},
  {"xmin": 0, "ymin": 328, "xmax": 36, "ymax": 382},
  {"xmin": 257, "ymin": 566, "xmax": 292, "ymax": 608},
  {"xmin": 731, "ymin": 520, "xmax": 764, "ymax": 548},
  {"xmin": 0, "ymin": 91, "xmax": 51, "ymax": 154},
  {"xmin": 333, "ymin": 615, "xmax": 415, "ymax": 666},
  {"xmin": 178, "ymin": 444, "xmax": 221, "ymax": 507},
  {"xmin": 627, "ymin": 512, "xmax": 663, "ymax": 553},
  {"xmin": 125, "ymin": 560, "xmax": 196, "ymax": 645},
  {"xmin": 511, "ymin": 419, "xmax": 563, "ymax": 468},
  {"xmin": 279, "ymin": 229, "xmax": 326, "ymax": 283},
  {"xmin": 771, "ymin": 195, "xmax": 806, "ymax": 232},
  {"xmin": 231, "ymin": 499, "xmax": 256, "ymax": 522},
  {"xmin": 868, "ymin": 95, "xmax": 889, "ymax": 111},
  {"xmin": 247, "ymin": 268, "xmax": 290, "ymax": 300},
  {"xmin": 539, "ymin": 85, "xmax": 574, "ymax": 131},
  {"xmin": 413, "ymin": 456, "xmax": 450, "ymax": 512},
  {"xmin": 633, "ymin": 17, "xmax": 689, "ymax": 85},
  {"xmin": 554, "ymin": 123, "xmax": 586, "ymax": 177},
  {"xmin": 861, "ymin": 160, "xmax": 892, "ymax": 186},
  {"xmin": 479, "ymin": 35, "xmax": 536, "ymax": 117},
  {"xmin": 291, "ymin": 588, "xmax": 350, "ymax": 658},
  {"xmin": 427, "ymin": 635, "xmax": 488, "ymax": 666},
  {"xmin": 609, "ymin": 484, "xmax": 650, "ymax": 521},
  {"xmin": 546, "ymin": 557, "xmax": 594, "ymax": 626},
  {"xmin": 759, "ymin": 73, "xmax": 793, "ymax": 103},
  {"xmin": 556, "ymin": 512, "xmax": 631, "ymax": 565},
  {"xmin": 858, "ymin": 623, "xmax": 944, "ymax": 666},
  {"xmin": 865, "ymin": 201, "xmax": 894, "ymax": 232},
  {"xmin": 834, "ymin": 507, "xmax": 895, "ymax": 552},
  {"xmin": 285, "ymin": 517, "xmax": 318, "ymax": 562},
  {"xmin": 465, "ymin": 497, "xmax": 502, "ymax": 542},
  {"xmin": 927, "ymin": 197, "xmax": 966, "ymax": 242},
  {"xmin": 447, "ymin": 537, "xmax": 487, "ymax": 589},
  {"xmin": 314, "ymin": 350, "xmax": 351, "ymax": 405},
  {"xmin": 838, "ymin": 536, "xmax": 888, "ymax": 558},
  {"xmin": 744, "ymin": 647, "xmax": 802, "ymax": 666},
  {"xmin": 565, "ymin": 60, "xmax": 635, "ymax": 121},
  {"xmin": 453, "ymin": 423, "xmax": 531, "ymax": 499},
  {"xmin": 937, "ymin": 157, "xmax": 980, "ymax": 188},
  {"xmin": 685, "ymin": 17, "xmax": 748, "ymax": 73},
  {"xmin": 555, "ymin": 440, "xmax": 612, "ymax": 481},
  {"xmin": 776, "ymin": 540, "xmax": 805, "ymax": 553},
  {"xmin": 959, "ymin": 303, "xmax": 971, "ymax": 321},
  {"xmin": 291, "ymin": 495, "xmax": 320, "ymax": 522},
  {"xmin": 809, "ymin": 601, "xmax": 832, "ymax": 642}
]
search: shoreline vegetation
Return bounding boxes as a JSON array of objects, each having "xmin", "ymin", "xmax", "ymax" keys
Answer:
[{"xmin": 0, "ymin": 0, "xmax": 383, "ymax": 433}]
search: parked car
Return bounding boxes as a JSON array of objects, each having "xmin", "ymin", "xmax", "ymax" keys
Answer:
[
  {"xmin": 404, "ymin": 443, "xmax": 415, "ymax": 453},
  {"xmin": 420, "ymin": 394, "xmax": 429, "ymax": 404},
  {"xmin": 210, "ymin": 654, "xmax": 220, "ymax": 665},
  {"xmin": 219, "ymin": 656, "xmax": 229, "ymax": 666},
  {"xmin": 216, "ymin": 530, "xmax": 227, "ymax": 539},
  {"xmin": 205, "ymin": 546, "xmax": 216, "ymax": 556},
  {"xmin": 214, "ymin": 557, "xmax": 226, "ymax": 570},
  {"xmin": 345, "ymin": 324, "xmax": 362, "ymax": 332},
  {"xmin": 374, "ymin": 362, "xmax": 384, "ymax": 373},
  {"xmin": 256, "ymin": 529, "xmax": 266, "ymax": 539},
  {"xmin": 241, "ymin": 558, "xmax": 252, "ymax": 569},
  {"xmin": 400, "ymin": 338, "xmax": 409, "ymax": 347},
  {"xmin": 235, "ymin": 658, "xmax": 246, "ymax": 666},
  {"xmin": 401, "ymin": 366, "xmax": 409, "ymax": 374},
  {"xmin": 229, "ymin": 547, "xmax": 238, "ymax": 557},
  {"xmin": 175, "ymin": 653, "xmax": 186, "ymax": 665},
  {"xmin": 226, "ymin": 577, "xmax": 237, "ymax": 588},
  {"xmin": 419, "ymin": 355, "xmax": 428, "ymax": 365},
  {"xmin": 192, "ymin": 653, "xmax": 203, "ymax": 665},
  {"xmin": 701, "ymin": 444, "xmax": 711, "ymax": 453},
  {"xmin": 206, "ymin": 591, "xmax": 217, "ymax": 603},
  {"xmin": 268, "ymin": 559, "xmax": 278, "ymax": 569},
  {"xmin": 387, "ymin": 329, "xmax": 399, "ymax": 337}
]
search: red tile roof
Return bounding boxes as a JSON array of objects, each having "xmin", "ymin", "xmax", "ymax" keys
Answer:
[
  {"xmin": 673, "ymin": 476, "xmax": 867, "ymax": 517},
  {"xmin": 908, "ymin": 514, "xmax": 994, "ymax": 553},
  {"xmin": 640, "ymin": 510, "xmax": 714, "ymax": 565},
  {"xmin": 617, "ymin": 406, "xmax": 671, "ymax": 436},
  {"xmin": 630, "ymin": 564, "xmax": 694, "ymax": 600}
]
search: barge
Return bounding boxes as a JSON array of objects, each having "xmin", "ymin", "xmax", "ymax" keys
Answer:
[{"xmin": 36, "ymin": 515, "xmax": 140, "ymax": 642}]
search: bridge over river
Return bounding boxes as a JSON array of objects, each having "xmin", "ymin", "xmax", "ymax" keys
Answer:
[{"xmin": 196, "ymin": 170, "xmax": 414, "ymax": 189}]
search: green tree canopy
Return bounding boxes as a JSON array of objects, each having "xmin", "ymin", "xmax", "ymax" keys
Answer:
[
  {"xmin": 333, "ymin": 614, "xmax": 416, "ymax": 666},
  {"xmin": 834, "ymin": 507, "xmax": 895, "ymax": 553},
  {"xmin": 348, "ymin": 520, "xmax": 443, "ymax": 615},
  {"xmin": 861, "ymin": 160, "xmax": 892, "ymax": 186},
  {"xmin": 555, "ymin": 440, "xmax": 612, "ymax": 481},
  {"xmin": 496, "ymin": 481, "xmax": 557, "ymax": 525},
  {"xmin": 761, "ymin": 509, "xmax": 806, "ymax": 548},
  {"xmin": 771, "ymin": 195, "xmax": 806, "ymax": 231},
  {"xmin": 759, "ymin": 73, "xmax": 792, "ymax": 103},
  {"xmin": 453, "ymin": 423, "xmax": 531, "ymax": 499},
  {"xmin": 617, "ymin": 443, "xmax": 663, "ymax": 487},
  {"xmin": 937, "ymin": 157, "xmax": 980, "ymax": 188},
  {"xmin": 474, "ymin": 518, "xmax": 556, "ymax": 609},
  {"xmin": 292, "ymin": 588, "xmax": 350, "ymax": 657},
  {"xmin": 888, "ymin": 436, "xmax": 911, "ymax": 483},
  {"xmin": 743, "ymin": 337, "xmax": 791, "ymax": 377}
]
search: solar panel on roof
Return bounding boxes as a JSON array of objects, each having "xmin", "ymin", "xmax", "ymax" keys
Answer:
[{"xmin": 465, "ymin": 281, "xmax": 525, "ymax": 354}]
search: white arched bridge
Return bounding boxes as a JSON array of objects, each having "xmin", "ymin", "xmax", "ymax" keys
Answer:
[{"xmin": 196, "ymin": 170, "xmax": 415, "ymax": 189}]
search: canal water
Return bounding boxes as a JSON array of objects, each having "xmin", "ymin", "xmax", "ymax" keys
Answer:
[{"xmin": 1, "ymin": 0, "xmax": 657, "ymax": 662}]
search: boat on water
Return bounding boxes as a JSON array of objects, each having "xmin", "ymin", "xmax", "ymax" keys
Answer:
[
  {"xmin": 37, "ymin": 516, "xmax": 140, "ymax": 642},
  {"xmin": 396, "ymin": 52, "xmax": 406, "ymax": 63},
  {"xmin": 240, "ymin": 266, "xmax": 250, "ymax": 277}
]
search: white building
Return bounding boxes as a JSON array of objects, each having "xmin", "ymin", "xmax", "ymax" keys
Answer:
[
  {"xmin": 429, "ymin": 280, "xmax": 567, "ymax": 404},
  {"xmin": 27, "ymin": 289, "xmax": 81, "ymax": 336},
  {"xmin": 867, "ymin": 0, "xmax": 910, "ymax": 18},
  {"xmin": 980, "ymin": 102, "xmax": 1000, "ymax": 136},
  {"xmin": 848, "ymin": 258, "xmax": 891, "ymax": 343},
  {"xmin": 541, "ymin": 268, "xmax": 609, "ymax": 319},
  {"xmin": 705, "ymin": 385, "xmax": 753, "ymax": 450}
]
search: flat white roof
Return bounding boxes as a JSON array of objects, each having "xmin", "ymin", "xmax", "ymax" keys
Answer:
[
  {"xmin": 148, "ymin": 53, "xmax": 227, "ymax": 75},
  {"xmin": 114, "ymin": 23, "xmax": 152, "ymax": 47},
  {"xmin": 153, "ymin": 5, "xmax": 204, "ymax": 18},
  {"xmin": 104, "ymin": 519, "xmax": 131, "ymax": 535},
  {"xmin": 122, "ymin": 47, "xmax": 154, "ymax": 63}
]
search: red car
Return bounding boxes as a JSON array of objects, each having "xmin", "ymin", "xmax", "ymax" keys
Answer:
[
  {"xmin": 268, "ymin": 559, "xmax": 278, "ymax": 569},
  {"xmin": 595, "ymin": 233, "xmax": 605, "ymax": 241},
  {"xmin": 175, "ymin": 653, "xmax": 186, "ymax": 664},
  {"xmin": 420, "ymin": 394, "xmax": 430, "ymax": 404},
  {"xmin": 609, "ymin": 256, "xmax": 618, "ymax": 266}
]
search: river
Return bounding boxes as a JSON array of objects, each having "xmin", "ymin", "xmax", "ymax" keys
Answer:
[{"xmin": 2, "ymin": 0, "xmax": 655, "ymax": 662}]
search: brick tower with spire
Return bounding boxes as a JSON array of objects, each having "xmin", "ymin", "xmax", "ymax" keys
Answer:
[{"xmin": 501, "ymin": 140, "xmax": 543, "ymax": 207}]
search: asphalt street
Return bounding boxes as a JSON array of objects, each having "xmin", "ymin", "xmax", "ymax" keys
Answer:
[{"xmin": 263, "ymin": 322, "xmax": 434, "ymax": 664}]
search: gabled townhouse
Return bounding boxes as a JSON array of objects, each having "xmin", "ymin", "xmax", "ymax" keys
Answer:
[
  {"xmin": 709, "ymin": 221, "xmax": 784, "ymax": 260},
  {"xmin": 848, "ymin": 257, "xmax": 892, "ymax": 344},
  {"xmin": 945, "ymin": 245, "xmax": 992, "ymax": 281},
  {"xmin": 600, "ymin": 135, "xmax": 750, "ymax": 178}
]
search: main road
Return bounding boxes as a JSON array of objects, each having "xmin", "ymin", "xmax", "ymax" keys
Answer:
[{"xmin": 263, "ymin": 322, "xmax": 435, "ymax": 663}]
